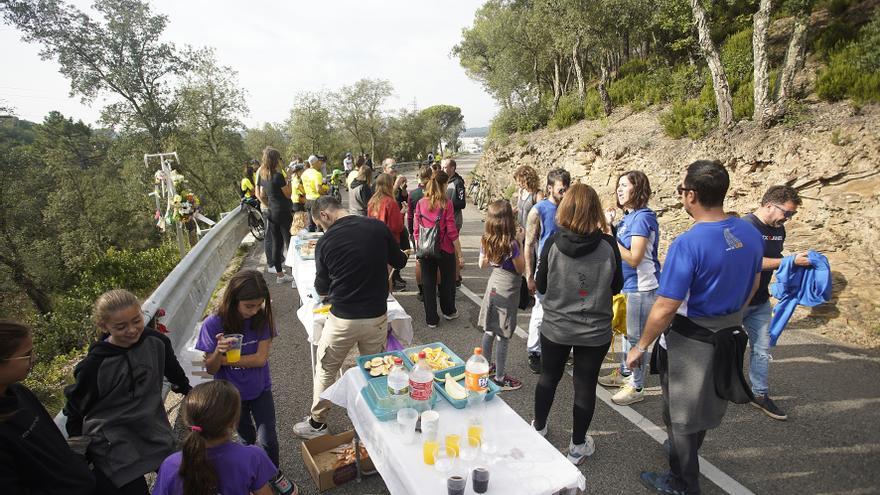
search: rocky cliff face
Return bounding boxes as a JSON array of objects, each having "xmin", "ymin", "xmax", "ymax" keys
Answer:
[{"xmin": 475, "ymin": 101, "xmax": 880, "ymax": 347}]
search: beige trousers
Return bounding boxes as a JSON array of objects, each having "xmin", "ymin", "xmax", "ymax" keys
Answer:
[{"xmin": 311, "ymin": 312, "xmax": 387, "ymax": 422}]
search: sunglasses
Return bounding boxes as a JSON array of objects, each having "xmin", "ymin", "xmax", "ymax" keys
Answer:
[
  {"xmin": 772, "ymin": 203, "xmax": 797, "ymax": 218},
  {"xmin": 676, "ymin": 184, "xmax": 694, "ymax": 195},
  {"xmin": 3, "ymin": 350, "xmax": 36, "ymax": 363}
]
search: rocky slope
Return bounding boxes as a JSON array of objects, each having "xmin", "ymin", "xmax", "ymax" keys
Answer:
[{"xmin": 474, "ymin": 100, "xmax": 880, "ymax": 347}]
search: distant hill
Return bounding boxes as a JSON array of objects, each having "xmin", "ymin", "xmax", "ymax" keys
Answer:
[{"xmin": 462, "ymin": 126, "xmax": 488, "ymax": 138}]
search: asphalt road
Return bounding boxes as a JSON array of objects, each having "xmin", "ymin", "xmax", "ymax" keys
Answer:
[{"xmin": 251, "ymin": 155, "xmax": 880, "ymax": 495}]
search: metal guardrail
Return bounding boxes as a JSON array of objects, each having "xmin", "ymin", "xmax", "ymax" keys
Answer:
[{"xmin": 55, "ymin": 207, "xmax": 249, "ymax": 432}]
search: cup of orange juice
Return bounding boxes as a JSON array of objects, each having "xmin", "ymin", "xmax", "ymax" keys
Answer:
[
  {"xmin": 225, "ymin": 334, "xmax": 244, "ymax": 364},
  {"xmin": 467, "ymin": 424, "xmax": 483, "ymax": 447},
  {"xmin": 445, "ymin": 433, "xmax": 461, "ymax": 457},
  {"xmin": 423, "ymin": 439, "xmax": 440, "ymax": 465}
]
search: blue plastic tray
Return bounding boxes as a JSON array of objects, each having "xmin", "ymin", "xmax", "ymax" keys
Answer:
[
  {"xmin": 360, "ymin": 375, "xmax": 440, "ymax": 421},
  {"xmin": 402, "ymin": 342, "xmax": 466, "ymax": 380},
  {"xmin": 355, "ymin": 351, "xmax": 407, "ymax": 382},
  {"xmin": 433, "ymin": 375, "xmax": 501, "ymax": 409}
]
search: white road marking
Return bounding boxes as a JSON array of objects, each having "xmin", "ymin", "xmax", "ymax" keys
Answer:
[{"xmin": 458, "ymin": 281, "xmax": 756, "ymax": 495}]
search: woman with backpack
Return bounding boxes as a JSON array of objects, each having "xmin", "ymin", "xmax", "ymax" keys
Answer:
[{"xmin": 413, "ymin": 170, "xmax": 464, "ymax": 328}]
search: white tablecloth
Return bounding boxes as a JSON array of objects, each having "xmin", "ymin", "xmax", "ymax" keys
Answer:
[
  {"xmin": 285, "ymin": 244, "xmax": 413, "ymax": 346},
  {"xmin": 321, "ymin": 368, "xmax": 587, "ymax": 495}
]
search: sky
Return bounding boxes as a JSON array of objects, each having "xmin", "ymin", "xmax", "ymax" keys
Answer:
[{"xmin": 0, "ymin": 0, "xmax": 497, "ymax": 129}]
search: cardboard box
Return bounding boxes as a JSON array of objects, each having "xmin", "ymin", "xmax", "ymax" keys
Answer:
[{"xmin": 301, "ymin": 430, "xmax": 375, "ymax": 492}]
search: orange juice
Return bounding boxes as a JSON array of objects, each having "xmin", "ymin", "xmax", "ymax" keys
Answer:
[
  {"xmin": 423, "ymin": 440, "xmax": 440, "ymax": 465},
  {"xmin": 467, "ymin": 424, "xmax": 483, "ymax": 447},
  {"xmin": 226, "ymin": 348, "xmax": 241, "ymax": 363},
  {"xmin": 445, "ymin": 434, "xmax": 460, "ymax": 457}
]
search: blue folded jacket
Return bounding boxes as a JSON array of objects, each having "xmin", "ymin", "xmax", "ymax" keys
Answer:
[{"xmin": 769, "ymin": 250, "xmax": 832, "ymax": 346}]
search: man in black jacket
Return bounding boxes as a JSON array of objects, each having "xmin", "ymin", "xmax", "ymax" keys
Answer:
[
  {"xmin": 443, "ymin": 158, "xmax": 466, "ymax": 285},
  {"xmin": 294, "ymin": 196, "xmax": 409, "ymax": 439}
]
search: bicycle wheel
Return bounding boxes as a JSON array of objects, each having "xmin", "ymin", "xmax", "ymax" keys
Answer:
[{"xmin": 247, "ymin": 210, "xmax": 266, "ymax": 241}]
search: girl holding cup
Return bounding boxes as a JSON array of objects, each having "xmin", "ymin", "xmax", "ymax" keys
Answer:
[{"xmin": 196, "ymin": 270, "xmax": 280, "ymax": 467}]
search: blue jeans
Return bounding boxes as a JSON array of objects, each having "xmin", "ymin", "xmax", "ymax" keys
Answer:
[
  {"xmin": 743, "ymin": 302, "xmax": 772, "ymax": 396},
  {"xmin": 620, "ymin": 289, "xmax": 656, "ymax": 388},
  {"xmin": 238, "ymin": 390, "xmax": 280, "ymax": 466}
]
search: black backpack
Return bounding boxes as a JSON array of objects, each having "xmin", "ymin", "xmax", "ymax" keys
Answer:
[{"xmin": 415, "ymin": 203, "xmax": 444, "ymax": 260}]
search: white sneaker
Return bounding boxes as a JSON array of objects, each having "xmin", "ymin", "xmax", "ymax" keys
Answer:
[
  {"xmin": 443, "ymin": 311, "xmax": 459, "ymax": 321},
  {"xmin": 293, "ymin": 416, "xmax": 328, "ymax": 439},
  {"xmin": 567, "ymin": 437, "xmax": 595, "ymax": 465},
  {"xmin": 598, "ymin": 369, "xmax": 630, "ymax": 388},
  {"xmin": 612, "ymin": 384, "xmax": 645, "ymax": 405},
  {"xmin": 531, "ymin": 420, "xmax": 548, "ymax": 438},
  {"xmin": 266, "ymin": 266, "xmax": 277, "ymax": 274},
  {"xmin": 276, "ymin": 274, "xmax": 295, "ymax": 284}
]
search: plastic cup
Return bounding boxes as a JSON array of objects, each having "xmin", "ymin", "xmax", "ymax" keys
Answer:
[
  {"xmin": 472, "ymin": 466, "xmax": 490, "ymax": 494},
  {"xmin": 421, "ymin": 410, "xmax": 440, "ymax": 439},
  {"xmin": 396, "ymin": 408, "xmax": 419, "ymax": 445},
  {"xmin": 445, "ymin": 433, "xmax": 461, "ymax": 457},
  {"xmin": 434, "ymin": 448, "xmax": 456, "ymax": 476},
  {"xmin": 423, "ymin": 439, "xmax": 440, "ymax": 465},
  {"xmin": 225, "ymin": 334, "xmax": 243, "ymax": 363},
  {"xmin": 467, "ymin": 423, "xmax": 483, "ymax": 447},
  {"xmin": 447, "ymin": 473, "xmax": 467, "ymax": 495}
]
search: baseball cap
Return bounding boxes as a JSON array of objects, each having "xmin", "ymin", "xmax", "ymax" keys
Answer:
[{"xmin": 307, "ymin": 155, "xmax": 319, "ymax": 165}]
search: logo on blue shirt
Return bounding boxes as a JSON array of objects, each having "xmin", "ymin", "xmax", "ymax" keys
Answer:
[{"xmin": 724, "ymin": 228, "xmax": 744, "ymax": 251}]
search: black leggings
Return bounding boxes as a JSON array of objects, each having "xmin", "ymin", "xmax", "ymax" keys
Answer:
[
  {"xmin": 419, "ymin": 251, "xmax": 456, "ymax": 325},
  {"xmin": 533, "ymin": 334, "xmax": 610, "ymax": 445},
  {"xmin": 267, "ymin": 210, "xmax": 292, "ymax": 273}
]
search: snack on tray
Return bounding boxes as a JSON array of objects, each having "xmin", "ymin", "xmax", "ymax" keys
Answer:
[
  {"xmin": 408, "ymin": 347, "xmax": 455, "ymax": 371},
  {"xmin": 298, "ymin": 239, "xmax": 317, "ymax": 258},
  {"xmin": 363, "ymin": 354, "xmax": 397, "ymax": 377}
]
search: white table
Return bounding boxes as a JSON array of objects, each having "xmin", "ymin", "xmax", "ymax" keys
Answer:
[
  {"xmin": 321, "ymin": 368, "xmax": 587, "ymax": 495},
  {"xmin": 285, "ymin": 243, "xmax": 414, "ymax": 372}
]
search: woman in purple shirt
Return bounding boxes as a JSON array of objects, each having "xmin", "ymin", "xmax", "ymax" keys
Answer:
[
  {"xmin": 196, "ymin": 270, "xmax": 281, "ymax": 470},
  {"xmin": 153, "ymin": 381, "xmax": 294, "ymax": 495}
]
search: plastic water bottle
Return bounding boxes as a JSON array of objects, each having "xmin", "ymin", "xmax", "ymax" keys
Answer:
[
  {"xmin": 409, "ymin": 352, "xmax": 434, "ymax": 412},
  {"xmin": 387, "ymin": 357, "xmax": 410, "ymax": 412},
  {"xmin": 465, "ymin": 347, "xmax": 490, "ymax": 409}
]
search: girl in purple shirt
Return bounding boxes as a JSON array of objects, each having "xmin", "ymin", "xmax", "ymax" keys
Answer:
[
  {"xmin": 154, "ymin": 380, "xmax": 297, "ymax": 495},
  {"xmin": 195, "ymin": 270, "xmax": 284, "ymax": 480}
]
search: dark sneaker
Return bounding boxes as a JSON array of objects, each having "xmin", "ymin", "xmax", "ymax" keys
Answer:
[
  {"xmin": 751, "ymin": 394, "xmax": 787, "ymax": 420},
  {"xmin": 491, "ymin": 375, "xmax": 522, "ymax": 391},
  {"xmin": 528, "ymin": 353, "xmax": 541, "ymax": 374},
  {"xmin": 639, "ymin": 471, "xmax": 685, "ymax": 495},
  {"xmin": 392, "ymin": 279, "xmax": 407, "ymax": 291},
  {"xmin": 417, "ymin": 291, "xmax": 424, "ymax": 302},
  {"xmin": 270, "ymin": 469, "xmax": 298, "ymax": 494}
]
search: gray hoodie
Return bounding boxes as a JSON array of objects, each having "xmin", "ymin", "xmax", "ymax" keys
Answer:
[
  {"xmin": 63, "ymin": 328, "xmax": 191, "ymax": 487},
  {"xmin": 536, "ymin": 228, "xmax": 623, "ymax": 347}
]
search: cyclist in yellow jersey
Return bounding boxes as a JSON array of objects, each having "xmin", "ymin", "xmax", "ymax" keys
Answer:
[{"xmin": 302, "ymin": 156, "xmax": 325, "ymax": 231}]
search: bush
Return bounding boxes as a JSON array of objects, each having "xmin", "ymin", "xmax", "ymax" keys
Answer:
[
  {"xmin": 733, "ymin": 79, "xmax": 755, "ymax": 121},
  {"xmin": 721, "ymin": 28, "xmax": 754, "ymax": 91},
  {"xmin": 817, "ymin": 18, "xmax": 880, "ymax": 104},
  {"xmin": 549, "ymin": 94, "xmax": 585, "ymax": 129},
  {"xmin": 661, "ymin": 83, "xmax": 717, "ymax": 139},
  {"xmin": 669, "ymin": 64, "xmax": 707, "ymax": 101},
  {"xmin": 30, "ymin": 243, "xmax": 181, "ymax": 358},
  {"xmin": 24, "ymin": 348, "xmax": 86, "ymax": 415},
  {"xmin": 584, "ymin": 89, "xmax": 606, "ymax": 119},
  {"xmin": 488, "ymin": 100, "xmax": 550, "ymax": 142},
  {"xmin": 812, "ymin": 19, "xmax": 859, "ymax": 58}
]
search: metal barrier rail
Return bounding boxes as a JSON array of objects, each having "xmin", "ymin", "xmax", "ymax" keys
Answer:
[{"xmin": 55, "ymin": 206, "xmax": 248, "ymax": 432}]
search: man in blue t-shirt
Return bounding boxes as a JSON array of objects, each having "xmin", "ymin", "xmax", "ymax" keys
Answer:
[
  {"xmin": 625, "ymin": 160, "xmax": 762, "ymax": 495},
  {"xmin": 524, "ymin": 168, "xmax": 570, "ymax": 374},
  {"xmin": 743, "ymin": 185, "xmax": 812, "ymax": 422}
]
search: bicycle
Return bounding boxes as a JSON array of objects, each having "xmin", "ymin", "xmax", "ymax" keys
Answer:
[
  {"xmin": 468, "ymin": 175, "xmax": 484, "ymax": 205},
  {"xmin": 475, "ymin": 181, "xmax": 491, "ymax": 211},
  {"xmin": 240, "ymin": 197, "xmax": 266, "ymax": 241}
]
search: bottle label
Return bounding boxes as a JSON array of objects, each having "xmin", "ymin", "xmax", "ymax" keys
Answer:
[
  {"xmin": 388, "ymin": 383, "xmax": 409, "ymax": 397},
  {"xmin": 465, "ymin": 371, "xmax": 488, "ymax": 392},
  {"xmin": 409, "ymin": 378, "xmax": 433, "ymax": 401}
]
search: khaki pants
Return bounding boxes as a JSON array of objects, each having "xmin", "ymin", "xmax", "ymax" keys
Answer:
[{"xmin": 311, "ymin": 313, "xmax": 387, "ymax": 422}]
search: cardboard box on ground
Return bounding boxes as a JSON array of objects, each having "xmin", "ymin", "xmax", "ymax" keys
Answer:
[{"xmin": 301, "ymin": 430, "xmax": 375, "ymax": 491}]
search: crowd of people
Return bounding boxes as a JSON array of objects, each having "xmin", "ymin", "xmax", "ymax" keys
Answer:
[{"xmin": 0, "ymin": 148, "xmax": 811, "ymax": 495}]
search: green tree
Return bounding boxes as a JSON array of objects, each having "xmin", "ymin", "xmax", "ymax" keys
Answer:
[
  {"xmin": 331, "ymin": 79, "xmax": 393, "ymax": 160},
  {"xmin": 421, "ymin": 105, "xmax": 465, "ymax": 155},
  {"xmin": 244, "ymin": 123, "xmax": 289, "ymax": 161},
  {"xmin": 2, "ymin": 0, "xmax": 191, "ymax": 150},
  {"xmin": 286, "ymin": 91, "xmax": 337, "ymax": 158}
]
